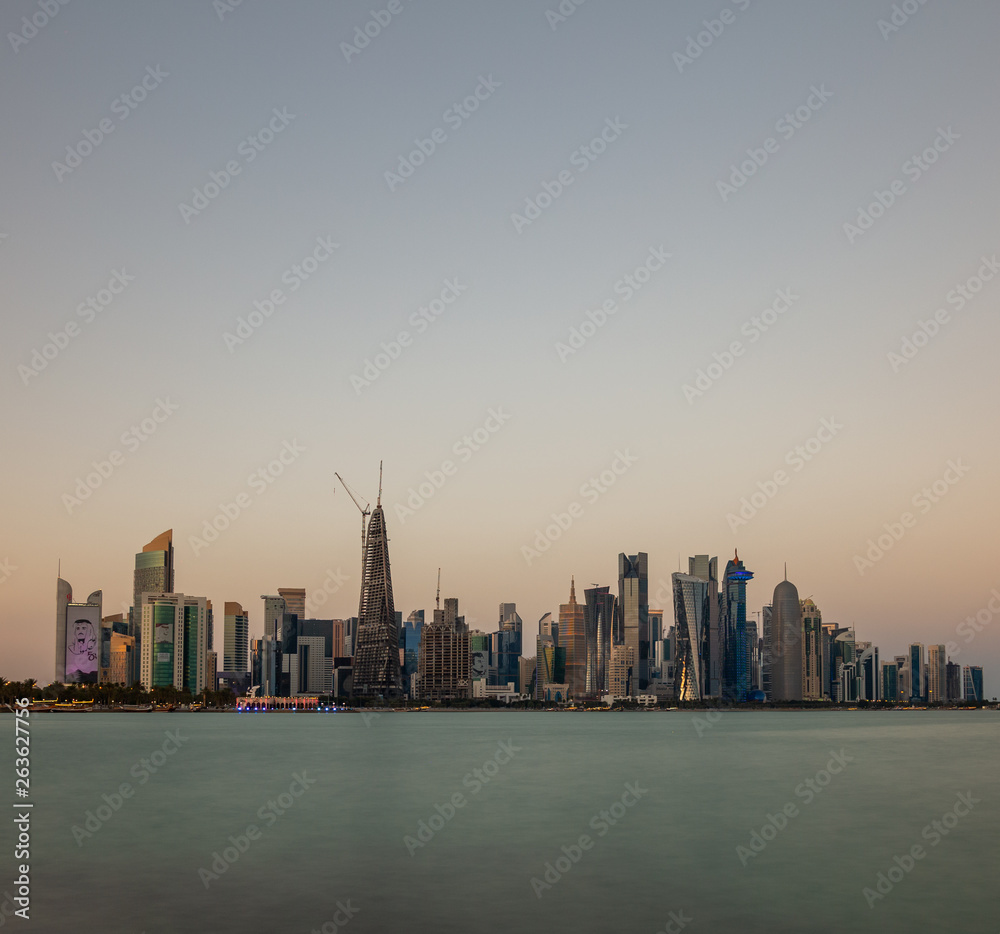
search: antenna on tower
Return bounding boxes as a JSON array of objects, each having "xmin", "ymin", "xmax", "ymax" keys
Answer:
[
  {"xmin": 378, "ymin": 460, "xmax": 383, "ymax": 507},
  {"xmin": 436, "ymin": 568, "xmax": 441, "ymax": 611}
]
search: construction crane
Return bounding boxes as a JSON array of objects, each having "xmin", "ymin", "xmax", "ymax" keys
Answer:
[{"xmin": 335, "ymin": 472, "xmax": 371, "ymax": 566}]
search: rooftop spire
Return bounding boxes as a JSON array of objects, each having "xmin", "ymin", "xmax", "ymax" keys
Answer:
[{"xmin": 570, "ymin": 575, "xmax": 576, "ymax": 603}]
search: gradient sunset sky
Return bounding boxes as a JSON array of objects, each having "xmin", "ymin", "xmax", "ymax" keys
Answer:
[{"xmin": 2, "ymin": 0, "xmax": 998, "ymax": 690}]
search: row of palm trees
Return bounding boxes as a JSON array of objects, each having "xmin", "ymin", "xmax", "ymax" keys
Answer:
[{"xmin": 0, "ymin": 677, "xmax": 236, "ymax": 708}]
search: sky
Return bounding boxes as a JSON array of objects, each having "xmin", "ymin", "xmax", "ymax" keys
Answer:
[{"xmin": 2, "ymin": 0, "xmax": 998, "ymax": 691}]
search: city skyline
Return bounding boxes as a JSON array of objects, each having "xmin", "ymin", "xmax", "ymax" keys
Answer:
[{"xmin": 33, "ymin": 521, "xmax": 994, "ymax": 697}]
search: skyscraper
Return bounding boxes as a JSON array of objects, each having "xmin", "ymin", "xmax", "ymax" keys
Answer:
[
  {"xmin": 560, "ymin": 578, "xmax": 587, "ymax": 698},
  {"xmin": 720, "ymin": 551, "xmax": 753, "ymax": 701},
  {"xmin": 909, "ymin": 644, "xmax": 926, "ymax": 703},
  {"xmin": 223, "ymin": 602, "xmax": 249, "ymax": 673},
  {"xmin": 672, "ymin": 572, "xmax": 710, "ymax": 701},
  {"xmin": 584, "ymin": 585, "xmax": 616, "ymax": 697},
  {"xmin": 768, "ymin": 574, "xmax": 803, "ymax": 702},
  {"xmin": 963, "ymin": 665, "xmax": 983, "ymax": 702},
  {"xmin": 278, "ymin": 588, "xmax": 306, "ymax": 620},
  {"xmin": 800, "ymin": 598, "xmax": 823, "ymax": 700},
  {"xmin": 132, "ymin": 529, "xmax": 174, "ymax": 684},
  {"xmin": 351, "ymin": 500, "xmax": 402, "ymax": 697},
  {"xmin": 261, "ymin": 595, "xmax": 287, "ymax": 640},
  {"xmin": 139, "ymin": 593, "xmax": 209, "ymax": 695},
  {"xmin": 688, "ymin": 555, "xmax": 720, "ymax": 696},
  {"xmin": 493, "ymin": 602, "xmax": 522, "ymax": 691},
  {"xmin": 55, "ymin": 577, "xmax": 102, "ymax": 684},
  {"xmin": 946, "ymin": 661, "xmax": 962, "ymax": 702},
  {"xmin": 619, "ymin": 553, "xmax": 649, "ymax": 692},
  {"xmin": 927, "ymin": 644, "xmax": 947, "ymax": 703},
  {"xmin": 535, "ymin": 613, "xmax": 566, "ymax": 701},
  {"xmin": 417, "ymin": 595, "xmax": 470, "ymax": 701}
]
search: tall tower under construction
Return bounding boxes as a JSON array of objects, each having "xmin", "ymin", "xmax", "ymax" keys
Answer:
[{"xmin": 350, "ymin": 478, "xmax": 402, "ymax": 698}]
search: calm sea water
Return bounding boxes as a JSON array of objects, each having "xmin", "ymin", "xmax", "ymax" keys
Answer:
[{"xmin": 3, "ymin": 710, "xmax": 997, "ymax": 934}]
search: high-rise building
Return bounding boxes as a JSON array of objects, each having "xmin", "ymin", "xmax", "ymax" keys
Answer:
[
  {"xmin": 761, "ymin": 605, "xmax": 773, "ymax": 699},
  {"xmin": 768, "ymin": 575, "xmax": 803, "ymax": 702},
  {"xmin": 132, "ymin": 530, "xmax": 174, "ymax": 684},
  {"xmin": 223, "ymin": 602, "xmax": 249, "ymax": 674},
  {"xmin": 491, "ymin": 628, "xmax": 522, "ymax": 692},
  {"xmin": 584, "ymin": 586, "xmax": 615, "ymax": 697},
  {"xmin": 829, "ymin": 627, "xmax": 856, "ymax": 702},
  {"xmin": 55, "ymin": 577, "xmax": 102, "ymax": 684},
  {"xmin": 278, "ymin": 588, "xmax": 306, "ymax": 620},
  {"xmin": 498, "ymin": 603, "xmax": 522, "ymax": 632},
  {"xmin": 908, "ymin": 644, "xmax": 926, "ymax": 703},
  {"xmin": 648, "ymin": 609, "xmax": 664, "ymax": 680},
  {"xmin": 857, "ymin": 643, "xmax": 879, "ymax": 701},
  {"xmin": 351, "ymin": 500, "xmax": 402, "ymax": 697},
  {"xmin": 688, "ymin": 556, "xmax": 720, "ymax": 696},
  {"xmin": 609, "ymin": 644, "xmax": 634, "ymax": 698},
  {"xmin": 946, "ymin": 661, "xmax": 962, "ymax": 702},
  {"xmin": 895, "ymin": 655, "xmax": 910, "ymax": 702},
  {"xmin": 881, "ymin": 661, "xmax": 898, "ymax": 703},
  {"xmin": 560, "ymin": 578, "xmax": 587, "ymax": 698},
  {"xmin": 800, "ymin": 598, "xmax": 823, "ymax": 700},
  {"xmin": 139, "ymin": 593, "xmax": 209, "ymax": 695},
  {"xmin": 619, "ymin": 553, "xmax": 649, "ymax": 692},
  {"xmin": 417, "ymin": 596, "xmax": 470, "ymax": 701},
  {"xmin": 927, "ymin": 644, "xmax": 947, "ymax": 703},
  {"xmin": 519, "ymin": 657, "xmax": 535, "ymax": 697},
  {"xmin": 400, "ymin": 612, "xmax": 424, "ymax": 694},
  {"xmin": 963, "ymin": 665, "xmax": 983, "ymax": 702},
  {"xmin": 720, "ymin": 551, "xmax": 753, "ymax": 701},
  {"xmin": 261, "ymin": 595, "xmax": 287, "ymax": 640},
  {"xmin": 672, "ymin": 572, "xmax": 710, "ymax": 701}
]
